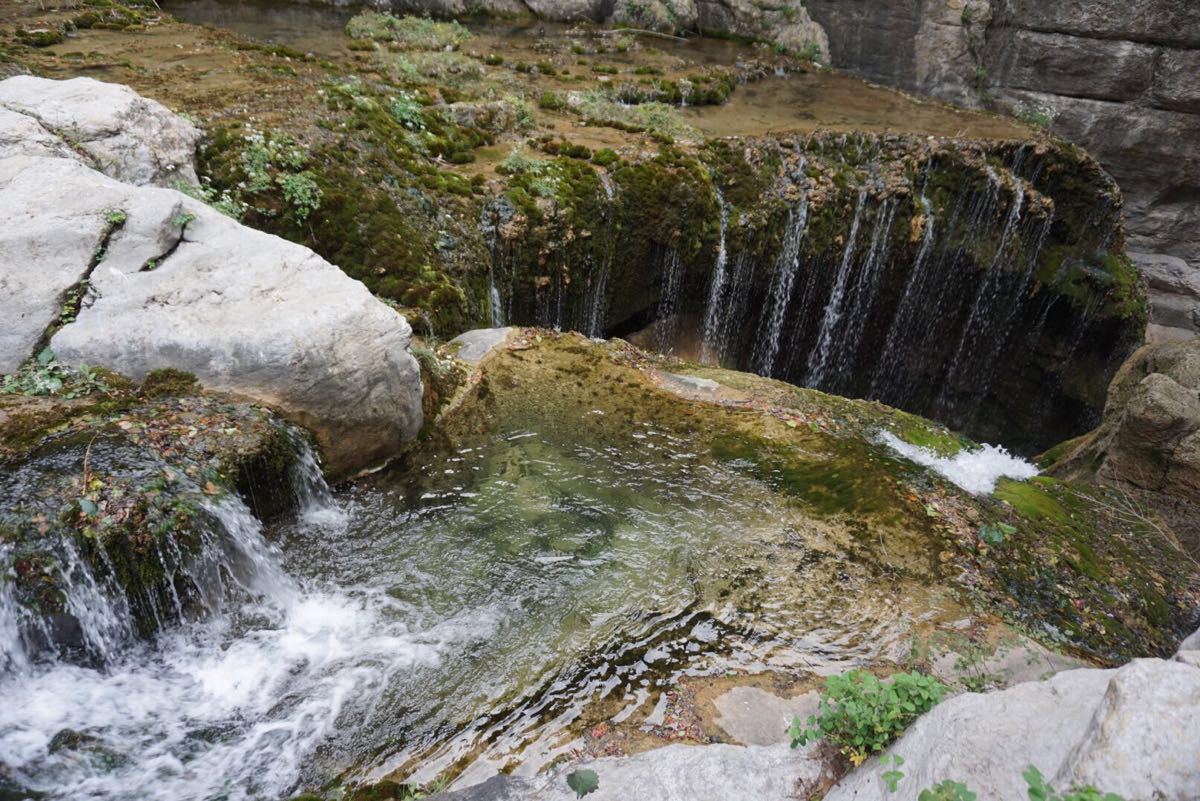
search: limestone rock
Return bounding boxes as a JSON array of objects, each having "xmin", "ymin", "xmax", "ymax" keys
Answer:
[
  {"xmin": 1049, "ymin": 340, "xmax": 1200, "ymax": 553},
  {"xmin": 0, "ymin": 75, "xmax": 199, "ymax": 187},
  {"xmin": 1132, "ymin": 252, "xmax": 1200, "ymax": 335},
  {"xmin": 1058, "ymin": 659, "xmax": 1200, "ymax": 799},
  {"xmin": 438, "ymin": 742, "xmax": 830, "ymax": 801},
  {"xmin": 448, "ymin": 328, "xmax": 515, "ymax": 364},
  {"xmin": 825, "ymin": 659, "xmax": 1200, "ymax": 801},
  {"xmin": 0, "ymin": 78, "xmax": 423, "ymax": 474}
]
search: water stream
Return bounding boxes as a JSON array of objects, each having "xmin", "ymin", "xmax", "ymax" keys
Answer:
[{"xmin": 0, "ymin": 421, "xmax": 933, "ymax": 800}]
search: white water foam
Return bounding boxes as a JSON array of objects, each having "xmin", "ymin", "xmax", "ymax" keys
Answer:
[
  {"xmin": 877, "ymin": 431, "xmax": 1038, "ymax": 494},
  {"xmin": 0, "ymin": 494, "xmax": 495, "ymax": 801}
]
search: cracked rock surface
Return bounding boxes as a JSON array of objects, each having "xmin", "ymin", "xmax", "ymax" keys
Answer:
[{"xmin": 0, "ymin": 76, "xmax": 423, "ymax": 474}]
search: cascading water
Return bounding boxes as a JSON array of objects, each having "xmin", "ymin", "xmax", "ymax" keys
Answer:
[
  {"xmin": 871, "ymin": 190, "xmax": 937, "ymax": 398},
  {"xmin": 805, "ymin": 190, "xmax": 868, "ymax": 385},
  {"xmin": 699, "ymin": 188, "xmax": 731, "ymax": 364},
  {"xmin": 753, "ymin": 196, "xmax": 810, "ymax": 375},
  {"xmin": 585, "ymin": 174, "xmax": 618, "ymax": 338},
  {"xmin": 940, "ymin": 176, "xmax": 1028, "ymax": 395},
  {"xmin": 0, "ymin": 437, "xmax": 480, "ymax": 801},
  {"xmin": 654, "ymin": 247, "xmax": 685, "ymax": 352}
]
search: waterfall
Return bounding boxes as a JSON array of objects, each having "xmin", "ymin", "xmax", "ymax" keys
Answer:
[
  {"xmin": 940, "ymin": 176, "xmax": 1028, "ymax": 402},
  {"xmin": 868, "ymin": 164, "xmax": 1005, "ymax": 408},
  {"xmin": 0, "ymin": 558, "xmax": 29, "ymax": 674},
  {"xmin": 871, "ymin": 191, "xmax": 937, "ymax": 398},
  {"xmin": 805, "ymin": 190, "xmax": 867, "ymax": 386},
  {"xmin": 654, "ymin": 247, "xmax": 684, "ymax": 352},
  {"xmin": 754, "ymin": 197, "xmax": 810, "ymax": 375},
  {"xmin": 491, "ymin": 283, "xmax": 503, "ymax": 327},
  {"xmin": 825, "ymin": 197, "xmax": 898, "ymax": 389},
  {"xmin": 700, "ymin": 189, "xmax": 731, "ymax": 364},
  {"xmin": 586, "ymin": 173, "xmax": 618, "ymax": 337},
  {"xmin": 0, "ymin": 434, "xmax": 457, "ymax": 801}
]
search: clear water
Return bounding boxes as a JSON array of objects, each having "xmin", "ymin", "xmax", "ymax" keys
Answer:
[{"xmin": 0, "ymin": 416, "xmax": 936, "ymax": 799}]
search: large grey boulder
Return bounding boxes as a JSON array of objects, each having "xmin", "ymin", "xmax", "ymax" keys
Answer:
[
  {"xmin": 1050, "ymin": 340, "xmax": 1200, "ymax": 554},
  {"xmin": 825, "ymin": 657, "xmax": 1200, "ymax": 801},
  {"xmin": 0, "ymin": 78, "xmax": 422, "ymax": 474},
  {"xmin": 437, "ymin": 741, "xmax": 830, "ymax": 801},
  {"xmin": 0, "ymin": 75, "xmax": 200, "ymax": 188}
]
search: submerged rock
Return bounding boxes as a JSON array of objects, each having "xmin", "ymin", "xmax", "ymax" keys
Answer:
[{"xmin": 0, "ymin": 77, "xmax": 423, "ymax": 474}]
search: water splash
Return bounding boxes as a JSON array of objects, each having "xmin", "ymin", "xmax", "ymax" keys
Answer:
[
  {"xmin": 0, "ymin": 489, "xmax": 485, "ymax": 801},
  {"xmin": 877, "ymin": 431, "xmax": 1038, "ymax": 494}
]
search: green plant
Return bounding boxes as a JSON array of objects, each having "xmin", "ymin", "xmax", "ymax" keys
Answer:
[
  {"xmin": 796, "ymin": 42, "xmax": 822, "ymax": 63},
  {"xmin": 174, "ymin": 180, "xmax": 245, "ymax": 220},
  {"xmin": 978, "ymin": 521, "xmax": 1015, "ymax": 546},
  {"xmin": 388, "ymin": 92, "xmax": 427, "ymax": 130},
  {"xmin": 566, "ymin": 769, "xmax": 599, "ymax": 798},
  {"xmin": 1, "ymin": 348, "xmax": 111, "ymax": 399},
  {"xmin": 1014, "ymin": 100, "xmax": 1056, "ymax": 129},
  {"xmin": 591, "ymin": 148, "xmax": 619, "ymax": 167},
  {"xmin": 345, "ymin": 11, "xmax": 471, "ymax": 50},
  {"xmin": 881, "ymin": 754, "xmax": 906, "ymax": 792},
  {"xmin": 539, "ymin": 91, "xmax": 567, "ymax": 111},
  {"xmin": 104, "ymin": 208, "xmax": 127, "ymax": 225},
  {"xmin": 277, "ymin": 172, "xmax": 323, "ymax": 220},
  {"xmin": 789, "ymin": 670, "xmax": 947, "ymax": 764},
  {"xmin": 919, "ymin": 780, "xmax": 976, "ymax": 801},
  {"xmin": 1023, "ymin": 765, "xmax": 1124, "ymax": 801},
  {"xmin": 573, "ymin": 90, "xmax": 696, "ymax": 139}
]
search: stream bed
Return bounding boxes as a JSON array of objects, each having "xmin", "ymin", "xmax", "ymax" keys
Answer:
[{"xmin": 0, "ymin": 417, "xmax": 940, "ymax": 800}]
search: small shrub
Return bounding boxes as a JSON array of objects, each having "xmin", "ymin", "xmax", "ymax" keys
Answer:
[
  {"xmin": 277, "ymin": 171, "xmax": 323, "ymax": 220},
  {"xmin": 1024, "ymin": 765, "xmax": 1124, "ymax": 801},
  {"xmin": 140, "ymin": 368, "xmax": 199, "ymax": 398},
  {"xmin": 919, "ymin": 780, "xmax": 976, "ymax": 801},
  {"xmin": 388, "ymin": 92, "xmax": 427, "ymax": 130},
  {"xmin": 591, "ymin": 148, "xmax": 619, "ymax": 167},
  {"xmin": 174, "ymin": 180, "xmax": 245, "ymax": 220},
  {"xmin": 483, "ymin": 53, "xmax": 503, "ymax": 66},
  {"xmin": 539, "ymin": 91, "xmax": 567, "ymax": 111},
  {"xmin": 573, "ymin": 90, "xmax": 696, "ymax": 139},
  {"xmin": 345, "ymin": 11, "xmax": 471, "ymax": 50},
  {"xmin": 789, "ymin": 670, "xmax": 946, "ymax": 765},
  {"xmin": 1, "ymin": 349, "xmax": 112, "ymax": 399},
  {"xmin": 535, "ymin": 60, "xmax": 557, "ymax": 75},
  {"xmin": 796, "ymin": 41, "xmax": 822, "ymax": 63},
  {"xmin": 1014, "ymin": 100, "xmax": 1056, "ymax": 129}
]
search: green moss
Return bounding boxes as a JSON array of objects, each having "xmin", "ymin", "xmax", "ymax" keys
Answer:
[
  {"xmin": 140, "ymin": 368, "xmax": 199, "ymax": 398},
  {"xmin": 994, "ymin": 476, "xmax": 1071, "ymax": 524}
]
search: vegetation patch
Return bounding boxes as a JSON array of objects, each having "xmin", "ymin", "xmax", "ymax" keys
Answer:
[{"xmin": 345, "ymin": 12, "xmax": 471, "ymax": 50}]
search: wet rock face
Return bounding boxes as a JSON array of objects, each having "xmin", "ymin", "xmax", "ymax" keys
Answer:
[
  {"xmin": 486, "ymin": 134, "xmax": 1145, "ymax": 454},
  {"xmin": 0, "ymin": 77, "xmax": 423, "ymax": 475},
  {"xmin": 0, "ymin": 394, "xmax": 298, "ymax": 664},
  {"xmin": 802, "ymin": 0, "xmax": 1200, "ymax": 315}
]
